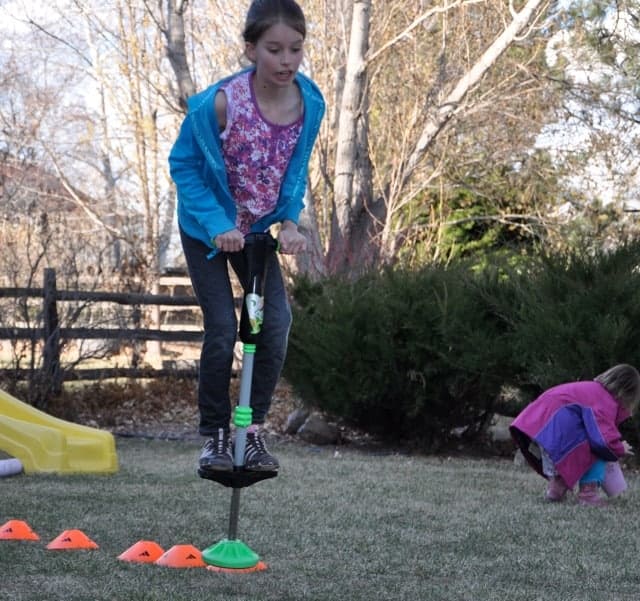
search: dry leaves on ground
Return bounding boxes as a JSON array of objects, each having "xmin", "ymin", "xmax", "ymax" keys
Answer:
[{"xmin": 49, "ymin": 377, "xmax": 300, "ymax": 441}]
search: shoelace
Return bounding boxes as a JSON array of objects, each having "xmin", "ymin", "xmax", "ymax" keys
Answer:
[
  {"xmin": 245, "ymin": 432, "xmax": 267, "ymax": 459},
  {"xmin": 209, "ymin": 428, "xmax": 228, "ymax": 454}
]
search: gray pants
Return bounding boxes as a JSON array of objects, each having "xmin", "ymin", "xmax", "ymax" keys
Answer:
[{"xmin": 180, "ymin": 228, "xmax": 291, "ymax": 435}]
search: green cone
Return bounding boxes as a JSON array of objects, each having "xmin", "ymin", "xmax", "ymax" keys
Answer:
[{"xmin": 202, "ymin": 539, "xmax": 260, "ymax": 569}]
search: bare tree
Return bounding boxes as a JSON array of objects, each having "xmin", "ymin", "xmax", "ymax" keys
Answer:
[
  {"xmin": 323, "ymin": 0, "xmax": 553, "ymax": 273},
  {"xmin": 159, "ymin": 0, "xmax": 197, "ymax": 111},
  {"xmin": 3, "ymin": 0, "xmax": 618, "ymax": 288},
  {"xmin": 327, "ymin": 0, "xmax": 374, "ymax": 273}
]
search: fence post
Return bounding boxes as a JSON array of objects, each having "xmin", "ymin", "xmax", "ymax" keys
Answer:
[
  {"xmin": 131, "ymin": 304, "xmax": 141, "ymax": 368},
  {"xmin": 39, "ymin": 268, "xmax": 62, "ymax": 406}
]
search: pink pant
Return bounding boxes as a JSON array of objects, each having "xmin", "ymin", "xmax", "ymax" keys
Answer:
[{"xmin": 602, "ymin": 461, "xmax": 627, "ymax": 497}]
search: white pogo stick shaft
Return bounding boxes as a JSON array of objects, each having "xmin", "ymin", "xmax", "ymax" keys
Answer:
[
  {"xmin": 227, "ymin": 346, "xmax": 255, "ymax": 540},
  {"xmin": 233, "ymin": 348, "xmax": 255, "ymax": 466}
]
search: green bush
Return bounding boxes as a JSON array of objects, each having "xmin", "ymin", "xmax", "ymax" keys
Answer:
[
  {"xmin": 504, "ymin": 239, "xmax": 640, "ymax": 393},
  {"xmin": 285, "ymin": 263, "xmax": 514, "ymax": 450},
  {"xmin": 285, "ymin": 238, "xmax": 640, "ymax": 451},
  {"xmin": 501, "ymin": 239, "xmax": 640, "ymax": 446}
]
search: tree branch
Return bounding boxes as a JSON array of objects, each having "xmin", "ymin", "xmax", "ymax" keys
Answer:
[
  {"xmin": 400, "ymin": 0, "xmax": 549, "ymax": 189},
  {"xmin": 366, "ymin": 0, "xmax": 484, "ymax": 65}
]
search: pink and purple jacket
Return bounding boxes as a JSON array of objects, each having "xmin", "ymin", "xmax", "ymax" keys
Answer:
[{"xmin": 510, "ymin": 381, "xmax": 630, "ymax": 488}]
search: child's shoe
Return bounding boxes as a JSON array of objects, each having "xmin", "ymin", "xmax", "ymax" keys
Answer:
[
  {"xmin": 244, "ymin": 428, "xmax": 279, "ymax": 472},
  {"xmin": 578, "ymin": 482, "xmax": 607, "ymax": 507},
  {"xmin": 199, "ymin": 428, "xmax": 233, "ymax": 472},
  {"xmin": 545, "ymin": 475, "xmax": 569, "ymax": 502}
]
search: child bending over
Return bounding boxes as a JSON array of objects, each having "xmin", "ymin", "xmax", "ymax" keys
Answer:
[{"xmin": 510, "ymin": 364, "xmax": 640, "ymax": 506}]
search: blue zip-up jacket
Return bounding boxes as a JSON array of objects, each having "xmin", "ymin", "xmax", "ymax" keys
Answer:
[{"xmin": 168, "ymin": 68, "xmax": 325, "ymax": 254}]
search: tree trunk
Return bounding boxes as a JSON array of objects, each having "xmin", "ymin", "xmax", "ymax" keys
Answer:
[
  {"xmin": 327, "ymin": 0, "xmax": 547, "ymax": 274},
  {"xmin": 327, "ymin": 0, "xmax": 375, "ymax": 275},
  {"xmin": 165, "ymin": 0, "xmax": 196, "ymax": 111},
  {"xmin": 295, "ymin": 188, "xmax": 328, "ymax": 277}
]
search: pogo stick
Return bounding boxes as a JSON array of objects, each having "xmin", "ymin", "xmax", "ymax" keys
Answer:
[{"xmin": 199, "ymin": 232, "xmax": 279, "ymax": 571}]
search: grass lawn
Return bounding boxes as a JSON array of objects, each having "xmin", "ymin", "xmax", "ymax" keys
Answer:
[{"xmin": 1, "ymin": 437, "xmax": 639, "ymax": 601}]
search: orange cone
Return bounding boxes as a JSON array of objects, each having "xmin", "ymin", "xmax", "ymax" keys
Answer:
[
  {"xmin": 154, "ymin": 544, "xmax": 205, "ymax": 568},
  {"xmin": 46, "ymin": 529, "xmax": 99, "ymax": 550},
  {"xmin": 0, "ymin": 520, "xmax": 40, "ymax": 541},
  {"xmin": 118, "ymin": 540, "xmax": 165, "ymax": 563},
  {"xmin": 206, "ymin": 560, "xmax": 268, "ymax": 574}
]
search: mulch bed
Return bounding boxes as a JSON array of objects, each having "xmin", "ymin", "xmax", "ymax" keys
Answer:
[
  {"xmin": 44, "ymin": 378, "xmax": 514, "ymax": 457},
  {"xmin": 47, "ymin": 377, "xmax": 299, "ymax": 441}
]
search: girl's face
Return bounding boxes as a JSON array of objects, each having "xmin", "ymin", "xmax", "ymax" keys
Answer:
[{"xmin": 245, "ymin": 22, "xmax": 304, "ymax": 87}]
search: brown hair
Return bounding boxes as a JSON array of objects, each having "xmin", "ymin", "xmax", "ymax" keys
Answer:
[
  {"xmin": 243, "ymin": 0, "xmax": 306, "ymax": 45},
  {"xmin": 594, "ymin": 364, "xmax": 640, "ymax": 410}
]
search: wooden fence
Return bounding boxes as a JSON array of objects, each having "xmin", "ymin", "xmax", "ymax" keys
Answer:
[{"xmin": 0, "ymin": 268, "xmax": 204, "ymax": 387}]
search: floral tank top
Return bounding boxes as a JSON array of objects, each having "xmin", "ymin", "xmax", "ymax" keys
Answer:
[{"xmin": 220, "ymin": 71, "xmax": 303, "ymax": 234}]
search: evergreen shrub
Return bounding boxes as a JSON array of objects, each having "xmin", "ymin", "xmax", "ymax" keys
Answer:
[
  {"xmin": 285, "ymin": 239, "xmax": 640, "ymax": 450},
  {"xmin": 501, "ymin": 239, "xmax": 640, "ymax": 446},
  {"xmin": 285, "ymin": 264, "xmax": 514, "ymax": 449},
  {"xmin": 504, "ymin": 239, "xmax": 640, "ymax": 396}
]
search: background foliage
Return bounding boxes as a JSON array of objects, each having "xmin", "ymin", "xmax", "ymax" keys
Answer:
[{"xmin": 284, "ymin": 237, "xmax": 640, "ymax": 450}]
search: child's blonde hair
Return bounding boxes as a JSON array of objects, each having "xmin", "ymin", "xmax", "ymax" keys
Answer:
[{"xmin": 595, "ymin": 364, "xmax": 640, "ymax": 410}]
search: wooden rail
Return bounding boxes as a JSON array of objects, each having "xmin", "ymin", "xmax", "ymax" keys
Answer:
[{"xmin": 0, "ymin": 268, "xmax": 204, "ymax": 388}]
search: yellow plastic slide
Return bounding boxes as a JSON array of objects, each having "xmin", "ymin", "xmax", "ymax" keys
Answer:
[{"xmin": 0, "ymin": 388, "xmax": 118, "ymax": 474}]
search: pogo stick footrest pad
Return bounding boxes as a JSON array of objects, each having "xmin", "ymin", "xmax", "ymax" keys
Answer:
[{"xmin": 198, "ymin": 467, "xmax": 278, "ymax": 488}]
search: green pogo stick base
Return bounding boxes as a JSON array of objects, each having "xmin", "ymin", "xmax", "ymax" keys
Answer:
[{"xmin": 202, "ymin": 539, "xmax": 260, "ymax": 569}]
